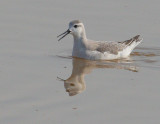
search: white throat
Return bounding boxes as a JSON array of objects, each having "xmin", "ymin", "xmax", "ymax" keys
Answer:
[{"xmin": 72, "ymin": 35, "xmax": 88, "ymax": 57}]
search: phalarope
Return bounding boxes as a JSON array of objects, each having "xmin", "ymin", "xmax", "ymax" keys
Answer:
[{"xmin": 57, "ymin": 20, "xmax": 143, "ymax": 60}]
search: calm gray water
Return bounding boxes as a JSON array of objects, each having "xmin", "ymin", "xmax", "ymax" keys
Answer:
[{"xmin": 0, "ymin": 0, "xmax": 160, "ymax": 124}]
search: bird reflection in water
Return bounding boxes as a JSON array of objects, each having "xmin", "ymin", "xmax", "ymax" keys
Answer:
[{"xmin": 57, "ymin": 57, "xmax": 138, "ymax": 96}]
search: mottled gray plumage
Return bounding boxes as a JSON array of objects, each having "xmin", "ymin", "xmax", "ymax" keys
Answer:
[
  {"xmin": 58, "ymin": 20, "xmax": 142, "ymax": 60},
  {"xmin": 96, "ymin": 41, "xmax": 125, "ymax": 54},
  {"xmin": 118, "ymin": 35, "xmax": 141, "ymax": 45},
  {"xmin": 95, "ymin": 35, "xmax": 141, "ymax": 54}
]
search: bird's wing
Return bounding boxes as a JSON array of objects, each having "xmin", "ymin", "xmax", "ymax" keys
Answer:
[
  {"xmin": 96, "ymin": 41, "xmax": 125, "ymax": 55},
  {"xmin": 96, "ymin": 35, "xmax": 142, "ymax": 54},
  {"xmin": 118, "ymin": 35, "xmax": 141, "ymax": 46}
]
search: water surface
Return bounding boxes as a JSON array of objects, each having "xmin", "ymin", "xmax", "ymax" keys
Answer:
[
  {"xmin": 0, "ymin": 0, "xmax": 160, "ymax": 124},
  {"xmin": 58, "ymin": 47, "xmax": 160, "ymax": 96}
]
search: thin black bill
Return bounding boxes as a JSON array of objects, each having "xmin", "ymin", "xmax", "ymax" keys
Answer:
[{"xmin": 57, "ymin": 29, "xmax": 71, "ymax": 41}]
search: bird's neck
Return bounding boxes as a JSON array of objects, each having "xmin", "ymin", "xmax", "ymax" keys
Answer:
[
  {"xmin": 73, "ymin": 36, "xmax": 88, "ymax": 49},
  {"xmin": 72, "ymin": 35, "xmax": 88, "ymax": 57},
  {"xmin": 73, "ymin": 30, "xmax": 87, "ymax": 45},
  {"xmin": 72, "ymin": 29, "xmax": 88, "ymax": 57}
]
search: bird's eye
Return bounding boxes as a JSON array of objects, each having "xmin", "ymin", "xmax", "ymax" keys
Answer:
[{"xmin": 74, "ymin": 25, "xmax": 78, "ymax": 28}]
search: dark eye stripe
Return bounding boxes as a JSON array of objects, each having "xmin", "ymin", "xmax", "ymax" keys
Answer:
[{"xmin": 74, "ymin": 25, "xmax": 79, "ymax": 28}]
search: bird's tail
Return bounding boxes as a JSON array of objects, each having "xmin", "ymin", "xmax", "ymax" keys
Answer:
[
  {"xmin": 120, "ymin": 35, "xmax": 143, "ymax": 57},
  {"xmin": 120, "ymin": 35, "xmax": 142, "ymax": 47}
]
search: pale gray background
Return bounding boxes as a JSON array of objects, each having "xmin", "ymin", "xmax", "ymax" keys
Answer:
[{"xmin": 0, "ymin": 0, "xmax": 160, "ymax": 124}]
